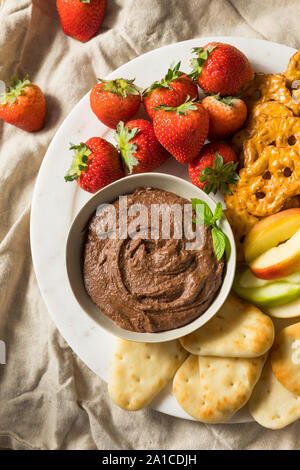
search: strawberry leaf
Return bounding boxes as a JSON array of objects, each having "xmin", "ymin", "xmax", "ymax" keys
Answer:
[
  {"xmin": 189, "ymin": 46, "xmax": 216, "ymax": 80},
  {"xmin": 143, "ymin": 62, "xmax": 183, "ymax": 97},
  {"xmin": 98, "ymin": 78, "xmax": 141, "ymax": 98},
  {"xmin": 154, "ymin": 95, "xmax": 197, "ymax": 115},
  {"xmin": 114, "ymin": 121, "xmax": 140, "ymax": 174},
  {"xmin": 0, "ymin": 76, "xmax": 31, "ymax": 105},
  {"xmin": 199, "ymin": 152, "xmax": 240, "ymax": 195},
  {"xmin": 64, "ymin": 143, "xmax": 92, "ymax": 182}
]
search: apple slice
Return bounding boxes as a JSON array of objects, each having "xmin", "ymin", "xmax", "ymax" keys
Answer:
[
  {"xmin": 244, "ymin": 208, "xmax": 300, "ymax": 263},
  {"xmin": 285, "ymin": 271, "xmax": 300, "ymax": 284},
  {"xmin": 250, "ymin": 229, "xmax": 300, "ymax": 280},
  {"xmin": 240, "ymin": 267, "xmax": 300, "ymax": 288},
  {"xmin": 233, "ymin": 270, "xmax": 300, "ymax": 307},
  {"xmin": 264, "ymin": 296, "xmax": 300, "ymax": 318},
  {"xmin": 239, "ymin": 268, "xmax": 271, "ymax": 288}
]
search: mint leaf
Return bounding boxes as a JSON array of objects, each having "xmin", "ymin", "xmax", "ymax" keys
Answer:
[
  {"xmin": 211, "ymin": 227, "xmax": 226, "ymax": 261},
  {"xmin": 191, "ymin": 198, "xmax": 213, "ymax": 225},
  {"xmin": 211, "ymin": 202, "xmax": 224, "ymax": 224},
  {"xmin": 191, "ymin": 198, "xmax": 230, "ymax": 261}
]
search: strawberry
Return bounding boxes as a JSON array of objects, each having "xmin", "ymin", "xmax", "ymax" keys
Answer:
[
  {"xmin": 64, "ymin": 137, "xmax": 124, "ymax": 193},
  {"xmin": 0, "ymin": 77, "xmax": 46, "ymax": 132},
  {"xmin": 190, "ymin": 42, "xmax": 254, "ymax": 95},
  {"xmin": 189, "ymin": 142, "xmax": 239, "ymax": 194},
  {"xmin": 153, "ymin": 98, "xmax": 209, "ymax": 163},
  {"xmin": 142, "ymin": 62, "xmax": 198, "ymax": 120},
  {"xmin": 202, "ymin": 94, "xmax": 247, "ymax": 140},
  {"xmin": 56, "ymin": 0, "xmax": 106, "ymax": 43},
  {"xmin": 90, "ymin": 78, "xmax": 141, "ymax": 129},
  {"xmin": 114, "ymin": 119, "xmax": 169, "ymax": 173}
]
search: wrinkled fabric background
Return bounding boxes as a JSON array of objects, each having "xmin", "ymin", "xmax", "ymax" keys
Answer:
[{"xmin": 0, "ymin": 0, "xmax": 299, "ymax": 450}]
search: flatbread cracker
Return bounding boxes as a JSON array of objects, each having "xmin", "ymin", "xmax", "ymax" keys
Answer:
[
  {"xmin": 108, "ymin": 338, "xmax": 187, "ymax": 410},
  {"xmin": 271, "ymin": 323, "xmax": 300, "ymax": 395},
  {"xmin": 249, "ymin": 361, "xmax": 300, "ymax": 429},
  {"xmin": 180, "ymin": 295, "xmax": 274, "ymax": 358},
  {"xmin": 173, "ymin": 354, "xmax": 265, "ymax": 423}
]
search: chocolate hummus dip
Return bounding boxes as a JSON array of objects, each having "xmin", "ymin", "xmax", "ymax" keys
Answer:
[{"xmin": 83, "ymin": 187, "xmax": 224, "ymax": 332}]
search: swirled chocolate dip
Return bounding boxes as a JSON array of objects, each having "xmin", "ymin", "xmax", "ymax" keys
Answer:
[{"xmin": 83, "ymin": 187, "xmax": 224, "ymax": 332}]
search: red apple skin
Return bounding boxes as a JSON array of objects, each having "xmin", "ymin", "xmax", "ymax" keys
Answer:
[
  {"xmin": 250, "ymin": 254, "xmax": 300, "ymax": 280},
  {"xmin": 244, "ymin": 208, "xmax": 300, "ymax": 263}
]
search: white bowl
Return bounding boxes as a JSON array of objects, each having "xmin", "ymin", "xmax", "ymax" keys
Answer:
[{"xmin": 65, "ymin": 173, "xmax": 236, "ymax": 342}]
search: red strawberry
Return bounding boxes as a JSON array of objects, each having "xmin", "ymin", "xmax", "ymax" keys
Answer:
[
  {"xmin": 114, "ymin": 119, "xmax": 169, "ymax": 173},
  {"xmin": 142, "ymin": 62, "xmax": 198, "ymax": 120},
  {"xmin": 56, "ymin": 0, "xmax": 106, "ymax": 43},
  {"xmin": 0, "ymin": 77, "xmax": 46, "ymax": 132},
  {"xmin": 189, "ymin": 142, "xmax": 239, "ymax": 194},
  {"xmin": 90, "ymin": 78, "xmax": 141, "ymax": 129},
  {"xmin": 64, "ymin": 137, "xmax": 124, "ymax": 193},
  {"xmin": 190, "ymin": 42, "xmax": 254, "ymax": 95},
  {"xmin": 153, "ymin": 98, "xmax": 209, "ymax": 163},
  {"xmin": 202, "ymin": 94, "xmax": 247, "ymax": 140}
]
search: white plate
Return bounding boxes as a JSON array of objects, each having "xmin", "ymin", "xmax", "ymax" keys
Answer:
[{"xmin": 30, "ymin": 36, "xmax": 297, "ymax": 423}]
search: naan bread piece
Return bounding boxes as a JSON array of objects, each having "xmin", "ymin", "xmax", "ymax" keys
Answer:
[
  {"xmin": 108, "ymin": 339, "xmax": 187, "ymax": 410},
  {"xmin": 249, "ymin": 361, "xmax": 300, "ymax": 429},
  {"xmin": 180, "ymin": 295, "xmax": 274, "ymax": 358},
  {"xmin": 173, "ymin": 354, "xmax": 265, "ymax": 423},
  {"xmin": 271, "ymin": 323, "xmax": 300, "ymax": 395}
]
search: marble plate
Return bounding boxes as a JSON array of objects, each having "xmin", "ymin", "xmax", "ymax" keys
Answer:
[{"xmin": 30, "ymin": 36, "xmax": 297, "ymax": 423}]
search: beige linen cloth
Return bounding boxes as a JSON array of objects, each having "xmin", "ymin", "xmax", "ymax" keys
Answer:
[{"xmin": 0, "ymin": 0, "xmax": 300, "ymax": 450}]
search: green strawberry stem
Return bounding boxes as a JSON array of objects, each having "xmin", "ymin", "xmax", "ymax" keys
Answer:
[
  {"xmin": 114, "ymin": 121, "xmax": 140, "ymax": 174},
  {"xmin": 199, "ymin": 152, "xmax": 240, "ymax": 195},
  {"xmin": 206, "ymin": 93, "xmax": 235, "ymax": 106},
  {"xmin": 143, "ymin": 61, "xmax": 183, "ymax": 97},
  {"xmin": 189, "ymin": 46, "xmax": 216, "ymax": 81},
  {"xmin": 98, "ymin": 78, "xmax": 141, "ymax": 98},
  {"xmin": 0, "ymin": 77, "xmax": 31, "ymax": 105},
  {"xmin": 64, "ymin": 143, "xmax": 92, "ymax": 181},
  {"xmin": 154, "ymin": 95, "xmax": 197, "ymax": 115}
]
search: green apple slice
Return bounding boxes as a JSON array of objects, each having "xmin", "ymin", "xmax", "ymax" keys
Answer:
[
  {"xmin": 233, "ymin": 270, "xmax": 300, "ymax": 307},
  {"xmin": 239, "ymin": 268, "xmax": 271, "ymax": 288},
  {"xmin": 239, "ymin": 267, "xmax": 300, "ymax": 288}
]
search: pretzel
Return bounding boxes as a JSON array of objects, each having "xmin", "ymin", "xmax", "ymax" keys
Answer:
[
  {"xmin": 285, "ymin": 50, "xmax": 300, "ymax": 87},
  {"xmin": 243, "ymin": 117, "xmax": 300, "ymax": 167},
  {"xmin": 282, "ymin": 194, "xmax": 300, "ymax": 209},
  {"xmin": 225, "ymin": 52, "xmax": 300, "ymax": 260},
  {"xmin": 231, "ymin": 102, "xmax": 293, "ymax": 157},
  {"xmin": 240, "ymin": 73, "xmax": 300, "ymax": 116},
  {"xmin": 225, "ymin": 144, "xmax": 300, "ymax": 218}
]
